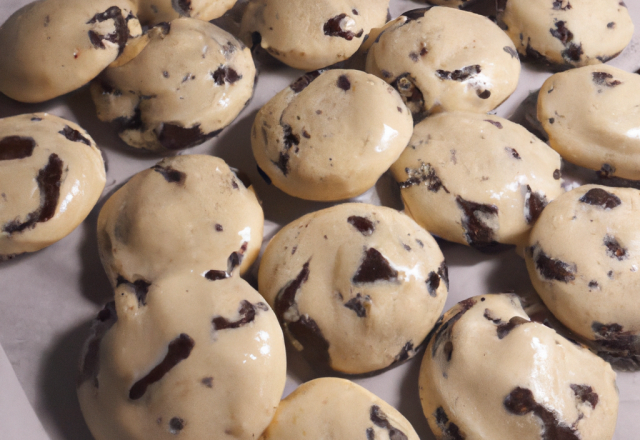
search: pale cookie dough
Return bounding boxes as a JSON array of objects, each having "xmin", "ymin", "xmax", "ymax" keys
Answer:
[
  {"xmin": 261, "ymin": 377, "xmax": 419, "ymax": 440},
  {"xmin": 391, "ymin": 112, "xmax": 563, "ymax": 250},
  {"xmin": 498, "ymin": 0, "xmax": 633, "ymax": 68},
  {"xmin": 420, "ymin": 294, "xmax": 619, "ymax": 440},
  {"xmin": 251, "ymin": 69, "xmax": 413, "ymax": 201},
  {"xmin": 0, "ymin": 0, "xmax": 141, "ymax": 103},
  {"xmin": 97, "ymin": 154, "xmax": 263, "ymax": 287},
  {"xmin": 91, "ymin": 18, "xmax": 256, "ymax": 153},
  {"xmin": 525, "ymin": 185, "xmax": 640, "ymax": 370},
  {"xmin": 258, "ymin": 203, "xmax": 448, "ymax": 374},
  {"xmin": 365, "ymin": 7, "xmax": 520, "ymax": 121},
  {"xmin": 78, "ymin": 273, "xmax": 286, "ymax": 440},
  {"xmin": 0, "ymin": 113, "xmax": 106, "ymax": 260},
  {"xmin": 136, "ymin": 0, "xmax": 237, "ymax": 26},
  {"xmin": 538, "ymin": 65, "xmax": 640, "ymax": 180},
  {"xmin": 240, "ymin": 0, "xmax": 390, "ymax": 71}
]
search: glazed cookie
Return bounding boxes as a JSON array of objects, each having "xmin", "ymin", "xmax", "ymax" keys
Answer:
[
  {"xmin": 525, "ymin": 185, "xmax": 640, "ymax": 369},
  {"xmin": 0, "ymin": 0, "xmax": 141, "ymax": 103},
  {"xmin": 135, "ymin": 0, "xmax": 237, "ymax": 26},
  {"xmin": 420, "ymin": 294, "xmax": 619, "ymax": 440},
  {"xmin": 97, "ymin": 155, "xmax": 263, "ymax": 287},
  {"xmin": 0, "ymin": 113, "xmax": 106, "ymax": 260},
  {"xmin": 91, "ymin": 18, "xmax": 256, "ymax": 153},
  {"xmin": 538, "ymin": 65, "xmax": 640, "ymax": 180},
  {"xmin": 240, "ymin": 0, "xmax": 390, "ymax": 71},
  {"xmin": 390, "ymin": 112, "xmax": 563, "ymax": 250},
  {"xmin": 251, "ymin": 69, "xmax": 413, "ymax": 201},
  {"xmin": 78, "ymin": 272, "xmax": 286, "ymax": 440},
  {"xmin": 258, "ymin": 203, "xmax": 448, "ymax": 374},
  {"xmin": 498, "ymin": 0, "xmax": 633, "ymax": 68},
  {"xmin": 365, "ymin": 7, "xmax": 520, "ymax": 121}
]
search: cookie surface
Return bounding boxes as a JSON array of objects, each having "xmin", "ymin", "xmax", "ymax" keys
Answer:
[
  {"xmin": 135, "ymin": 0, "xmax": 237, "ymax": 26},
  {"xmin": 538, "ymin": 65, "xmax": 640, "ymax": 180},
  {"xmin": 0, "ymin": 0, "xmax": 141, "ymax": 103},
  {"xmin": 97, "ymin": 154, "xmax": 263, "ymax": 287},
  {"xmin": 240, "ymin": 0, "xmax": 390, "ymax": 71},
  {"xmin": 78, "ymin": 273, "xmax": 286, "ymax": 440},
  {"xmin": 261, "ymin": 377, "xmax": 419, "ymax": 440},
  {"xmin": 91, "ymin": 18, "xmax": 256, "ymax": 152},
  {"xmin": 498, "ymin": 0, "xmax": 633, "ymax": 68},
  {"xmin": 251, "ymin": 69, "xmax": 413, "ymax": 201},
  {"xmin": 365, "ymin": 7, "xmax": 520, "ymax": 121},
  {"xmin": 391, "ymin": 112, "xmax": 563, "ymax": 249},
  {"xmin": 258, "ymin": 203, "xmax": 448, "ymax": 374},
  {"xmin": 420, "ymin": 294, "xmax": 619, "ymax": 440},
  {"xmin": 525, "ymin": 185, "xmax": 640, "ymax": 368},
  {"xmin": 0, "ymin": 113, "xmax": 106, "ymax": 259}
]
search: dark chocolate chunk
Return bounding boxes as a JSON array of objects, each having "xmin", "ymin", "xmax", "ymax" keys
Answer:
[
  {"xmin": 579, "ymin": 188, "xmax": 621, "ymax": 209},
  {"xmin": 443, "ymin": 341, "xmax": 453, "ymax": 362},
  {"xmin": 257, "ymin": 165, "xmax": 272, "ymax": 185},
  {"xmin": 399, "ymin": 162, "xmax": 448, "ymax": 192},
  {"xmin": 352, "ymin": 248, "xmax": 398, "ymax": 284},
  {"xmin": 426, "ymin": 271, "xmax": 440, "ymax": 297},
  {"xmin": 597, "ymin": 163, "xmax": 616, "ymax": 179},
  {"xmin": 553, "ymin": 169, "xmax": 561, "ymax": 180},
  {"xmin": 483, "ymin": 308, "xmax": 502, "ymax": 324},
  {"xmin": 78, "ymin": 301, "xmax": 118, "ymax": 387},
  {"xmin": 438, "ymin": 261, "xmax": 449, "ymax": 290},
  {"xmin": 456, "ymin": 196, "xmax": 499, "ymax": 248},
  {"xmin": 204, "ymin": 270, "xmax": 228, "ymax": 281},
  {"xmin": 549, "ymin": 118, "xmax": 555, "ymax": 124},
  {"xmin": 432, "ymin": 298, "xmax": 476, "ymax": 357},
  {"xmin": 592, "ymin": 71, "xmax": 622, "ymax": 88},
  {"xmin": 562, "ymin": 43, "xmax": 583, "ymax": 63},
  {"xmin": 287, "ymin": 315, "xmax": 331, "ymax": 367},
  {"xmin": 3, "ymin": 154, "xmax": 63, "ymax": 234},
  {"xmin": 552, "ymin": 0, "xmax": 572, "ymax": 10},
  {"xmin": 391, "ymin": 73, "xmax": 425, "ymax": 118},
  {"xmin": 607, "ymin": 22, "xmax": 616, "ymax": 29},
  {"xmin": 275, "ymin": 152, "xmax": 290, "ymax": 176},
  {"xmin": 173, "ymin": 0, "xmax": 192, "ymax": 14},
  {"xmin": 550, "ymin": 21, "xmax": 573, "ymax": 45},
  {"xmin": 347, "ymin": 216, "xmax": 375, "ymax": 236},
  {"xmin": 477, "ymin": 90, "xmax": 491, "ymax": 99},
  {"xmin": 302, "ymin": 130, "xmax": 311, "ymax": 139},
  {"xmin": 129, "ymin": 334, "xmax": 195, "ymax": 400},
  {"xmin": 524, "ymin": 185, "xmax": 548, "ymax": 224},
  {"xmin": 533, "ymin": 247, "xmax": 576, "ymax": 282},
  {"xmin": 323, "ymin": 14, "xmax": 363, "ymax": 40},
  {"xmin": 86, "ymin": 6, "xmax": 129, "ymax": 56},
  {"xmin": 433, "ymin": 406, "xmax": 465, "ymax": 440},
  {"xmin": 152, "ymin": 164, "xmax": 186, "ymax": 184},
  {"xmin": 366, "ymin": 428, "xmax": 375, "ymax": 440},
  {"xmin": 114, "ymin": 107, "xmax": 143, "ymax": 132},
  {"xmin": 227, "ymin": 242, "xmax": 248, "ymax": 274},
  {"xmin": 116, "ymin": 275, "xmax": 152, "ymax": 306},
  {"xmin": 436, "ymin": 65, "xmax": 481, "ymax": 82},
  {"xmin": 394, "ymin": 341, "xmax": 415, "ymax": 363},
  {"xmin": 157, "ymin": 123, "xmax": 220, "ymax": 151},
  {"xmin": 604, "ymin": 235, "xmax": 627, "ymax": 260},
  {"xmin": 505, "ymin": 147, "xmax": 520, "ymax": 159},
  {"xmin": 497, "ymin": 316, "xmax": 529, "ymax": 339},
  {"xmin": 59, "ymin": 125, "xmax": 91, "ymax": 145},
  {"xmin": 212, "ymin": 66, "xmax": 242, "ymax": 85},
  {"xmin": 588, "ymin": 280, "xmax": 599, "ymax": 289},
  {"xmin": 486, "ymin": 120, "xmax": 503, "ymax": 129},
  {"xmin": 212, "ymin": 300, "xmax": 268, "ymax": 331},
  {"xmin": 230, "ymin": 167, "xmax": 251, "ymax": 189},
  {"xmin": 570, "ymin": 384, "xmax": 598, "ymax": 408},
  {"xmin": 503, "ymin": 46, "xmax": 519, "ymax": 59},
  {"xmin": 592, "ymin": 321, "xmax": 637, "ymax": 351},
  {"xmin": 201, "ymin": 377, "xmax": 213, "ymax": 388},
  {"xmin": 155, "ymin": 21, "xmax": 171, "ymax": 35},
  {"xmin": 290, "ymin": 71, "xmax": 322, "ymax": 93},
  {"xmin": 402, "ymin": 8, "xmax": 431, "ymax": 23},
  {"xmin": 337, "ymin": 74, "xmax": 351, "ymax": 91},
  {"xmin": 344, "ymin": 293, "xmax": 370, "ymax": 318},
  {"xmin": 504, "ymin": 387, "xmax": 579, "ymax": 440},
  {"xmin": 370, "ymin": 406, "xmax": 409, "ymax": 440},
  {"xmin": 169, "ymin": 417, "xmax": 184, "ymax": 434},
  {"xmin": 282, "ymin": 124, "xmax": 300, "ymax": 151},
  {"xmin": 274, "ymin": 261, "xmax": 311, "ymax": 321},
  {"xmin": 0, "ymin": 136, "xmax": 36, "ymax": 161}
]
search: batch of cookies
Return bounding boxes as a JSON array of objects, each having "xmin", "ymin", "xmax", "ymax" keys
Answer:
[{"xmin": 0, "ymin": 0, "xmax": 638, "ymax": 438}]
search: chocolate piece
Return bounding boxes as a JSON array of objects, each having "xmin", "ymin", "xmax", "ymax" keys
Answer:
[
  {"xmin": 86, "ymin": 6, "xmax": 129, "ymax": 56},
  {"xmin": 504, "ymin": 46, "xmax": 518, "ymax": 59},
  {"xmin": 533, "ymin": 247, "xmax": 576, "ymax": 282},
  {"xmin": 370, "ymin": 405, "xmax": 409, "ymax": 440},
  {"xmin": 402, "ymin": 8, "xmax": 431, "ymax": 24},
  {"xmin": 290, "ymin": 71, "xmax": 322, "ymax": 93},
  {"xmin": 212, "ymin": 300, "xmax": 269, "ymax": 331},
  {"xmin": 201, "ymin": 377, "xmax": 213, "ymax": 388},
  {"xmin": 486, "ymin": 120, "xmax": 504, "ymax": 129},
  {"xmin": 274, "ymin": 261, "xmax": 311, "ymax": 320},
  {"xmin": 592, "ymin": 322, "xmax": 637, "ymax": 351},
  {"xmin": 337, "ymin": 75, "xmax": 351, "ymax": 91},
  {"xmin": 116, "ymin": 275, "xmax": 152, "ymax": 306},
  {"xmin": 391, "ymin": 73, "xmax": 425, "ymax": 118},
  {"xmin": 496, "ymin": 316, "xmax": 529, "ymax": 339},
  {"xmin": 286, "ymin": 315, "xmax": 331, "ymax": 367},
  {"xmin": 173, "ymin": 0, "xmax": 192, "ymax": 14},
  {"xmin": 0, "ymin": 136, "xmax": 36, "ymax": 161},
  {"xmin": 157, "ymin": 123, "xmax": 220, "ymax": 151},
  {"xmin": 505, "ymin": 147, "xmax": 520, "ymax": 159},
  {"xmin": 204, "ymin": 270, "xmax": 228, "ymax": 281},
  {"xmin": 436, "ymin": 65, "xmax": 481, "ymax": 82},
  {"xmin": 525, "ymin": 185, "xmax": 548, "ymax": 224},
  {"xmin": 570, "ymin": 384, "xmax": 598, "ymax": 408},
  {"xmin": 399, "ymin": 162, "xmax": 448, "ymax": 192},
  {"xmin": 553, "ymin": 169, "xmax": 561, "ymax": 180},
  {"xmin": 212, "ymin": 66, "xmax": 242, "ymax": 85},
  {"xmin": 347, "ymin": 216, "xmax": 375, "ymax": 236},
  {"xmin": 352, "ymin": 248, "xmax": 398, "ymax": 284},
  {"xmin": 438, "ymin": 261, "xmax": 449, "ymax": 290},
  {"xmin": 596, "ymin": 163, "xmax": 616, "ymax": 178},
  {"xmin": 550, "ymin": 21, "xmax": 573, "ymax": 45},
  {"xmin": 323, "ymin": 14, "xmax": 363, "ymax": 41},
  {"xmin": 592, "ymin": 72, "xmax": 622, "ymax": 87},
  {"xmin": 604, "ymin": 235, "xmax": 627, "ymax": 260},
  {"xmin": 552, "ymin": 0, "xmax": 572, "ymax": 10},
  {"xmin": 59, "ymin": 126, "xmax": 91, "ymax": 145},
  {"xmin": 78, "ymin": 301, "xmax": 118, "ymax": 387},
  {"xmin": 394, "ymin": 341, "xmax": 415, "ymax": 363},
  {"xmin": 169, "ymin": 417, "xmax": 184, "ymax": 434},
  {"xmin": 456, "ymin": 196, "xmax": 499, "ymax": 248},
  {"xmin": 432, "ymin": 298, "xmax": 476, "ymax": 357},
  {"xmin": 152, "ymin": 165, "xmax": 186, "ymax": 184},
  {"xmin": 344, "ymin": 293, "xmax": 370, "ymax": 318},
  {"xmin": 477, "ymin": 90, "xmax": 491, "ymax": 99},
  {"xmin": 562, "ymin": 43, "xmax": 583, "ymax": 63},
  {"xmin": 433, "ymin": 407, "xmax": 465, "ymax": 440},
  {"xmin": 426, "ymin": 271, "xmax": 440, "ymax": 297},
  {"xmin": 579, "ymin": 188, "xmax": 621, "ymax": 209}
]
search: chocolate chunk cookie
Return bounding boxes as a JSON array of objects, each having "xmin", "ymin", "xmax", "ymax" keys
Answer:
[
  {"xmin": 0, "ymin": 113, "xmax": 105, "ymax": 260},
  {"xmin": 420, "ymin": 294, "xmax": 619, "ymax": 440},
  {"xmin": 258, "ymin": 203, "xmax": 448, "ymax": 374}
]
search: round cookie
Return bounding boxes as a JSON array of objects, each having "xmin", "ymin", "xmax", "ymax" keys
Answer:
[
  {"xmin": 77, "ymin": 272, "xmax": 286, "ymax": 440},
  {"xmin": 420, "ymin": 294, "xmax": 619, "ymax": 440},
  {"xmin": 135, "ymin": 0, "xmax": 237, "ymax": 26},
  {"xmin": 251, "ymin": 69, "xmax": 413, "ymax": 201},
  {"xmin": 525, "ymin": 185, "xmax": 640, "ymax": 369},
  {"xmin": 0, "ymin": 0, "xmax": 142, "ymax": 103},
  {"xmin": 240, "ymin": 0, "xmax": 390, "ymax": 71},
  {"xmin": 390, "ymin": 112, "xmax": 563, "ymax": 250},
  {"xmin": 258, "ymin": 203, "xmax": 448, "ymax": 374},
  {"xmin": 0, "ymin": 113, "xmax": 106, "ymax": 260},
  {"xmin": 498, "ymin": 0, "xmax": 633, "ymax": 68},
  {"xmin": 365, "ymin": 7, "xmax": 520, "ymax": 121},
  {"xmin": 91, "ymin": 18, "xmax": 256, "ymax": 153},
  {"xmin": 97, "ymin": 154, "xmax": 263, "ymax": 287},
  {"xmin": 262, "ymin": 377, "xmax": 419, "ymax": 440},
  {"xmin": 538, "ymin": 65, "xmax": 640, "ymax": 180}
]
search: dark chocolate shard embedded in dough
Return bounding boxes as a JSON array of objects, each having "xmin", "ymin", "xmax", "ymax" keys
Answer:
[
  {"xmin": 347, "ymin": 216, "xmax": 375, "ymax": 236},
  {"xmin": 337, "ymin": 75, "xmax": 351, "ymax": 91},
  {"xmin": 3, "ymin": 153, "xmax": 64, "ymax": 234},
  {"xmin": 157, "ymin": 123, "xmax": 220, "ymax": 151},
  {"xmin": 366, "ymin": 428, "xmax": 375, "ymax": 440},
  {"xmin": 562, "ymin": 43, "xmax": 583, "ymax": 63},
  {"xmin": 592, "ymin": 72, "xmax": 622, "ymax": 87},
  {"xmin": 168, "ymin": 417, "xmax": 184, "ymax": 434},
  {"xmin": 550, "ymin": 21, "xmax": 574, "ymax": 45},
  {"xmin": 426, "ymin": 271, "xmax": 440, "ymax": 297},
  {"xmin": 116, "ymin": 275, "xmax": 152, "ymax": 306},
  {"xmin": 432, "ymin": 298, "xmax": 476, "ymax": 357},
  {"xmin": 524, "ymin": 185, "xmax": 548, "ymax": 224},
  {"xmin": 456, "ymin": 196, "xmax": 499, "ymax": 248},
  {"xmin": 212, "ymin": 300, "xmax": 269, "ymax": 331},
  {"xmin": 477, "ymin": 90, "xmax": 491, "ymax": 99},
  {"xmin": 86, "ymin": 6, "xmax": 130, "ymax": 56},
  {"xmin": 604, "ymin": 235, "xmax": 627, "ymax": 260},
  {"xmin": 597, "ymin": 163, "xmax": 616, "ymax": 178},
  {"xmin": 579, "ymin": 188, "xmax": 621, "ymax": 209},
  {"xmin": 201, "ymin": 377, "xmax": 213, "ymax": 388},
  {"xmin": 290, "ymin": 71, "xmax": 322, "ymax": 93},
  {"xmin": 212, "ymin": 66, "xmax": 242, "ymax": 85},
  {"xmin": 504, "ymin": 387, "xmax": 580, "ymax": 440},
  {"xmin": 287, "ymin": 315, "xmax": 331, "ymax": 367},
  {"xmin": 505, "ymin": 147, "xmax": 520, "ymax": 159},
  {"xmin": 391, "ymin": 73, "xmax": 425, "ymax": 118},
  {"xmin": 370, "ymin": 405, "xmax": 409, "ymax": 440},
  {"xmin": 344, "ymin": 293, "xmax": 370, "ymax": 317},
  {"xmin": 152, "ymin": 164, "xmax": 186, "ymax": 184},
  {"xmin": 570, "ymin": 384, "xmax": 598, "ymax": 408},
  {"xmin": 59, "ymin": 126, "xmax": 91, "ymax": 145},
  {"xmin": 496, "ymin": 316, "xmax": 529, "ymax": 339},
  {"xmin": 205, "ymin": 270, "xmax": 228, "ymax": 281},
  {"xmin": 592, "ymin": 321, "xmax": 637, "ymax": 351},
  {"xmin": 533, "ymin": 247, "xmax": 576, "ymax": 282},
  {"xmin": 129, "ymin": 333, "xmax": 195, "ymax": 400},
  {"xmin": 434, "ymin": 406, "xmax": 465, "ymax": 440},
  {"xmin": 323, "ymin": 14, "xmax": 363, "ymax": 40},
  {"xmin": 503, "ymin": 46, "xmax": 519, "ymax": 59},
  {"xmin": 0, "ymin": 136, "xmax": 36, "ymax": 160},
  {"xmin": 554, "ymin": 169, "xmax": 561, "ymax": 180},
  {"xmin": 227, "ymin": 242, "xmax": 248, "ymax": 273},
  {"xmin": 399, "ymin": 162, "xmax": 448, "ymax": 192},
  {"xmin": 438, "ymin": 261, "xmax": 449, "ymax": 290},
  {"xmin": 436, "ymin": 65, "xmax": 481, "ymax": 82},
  {"xmin": 352, "ymin": 248, "xmax": 398, "ymax": 284},
  {"xmin": 394, "ymin": 341, "xmax": 415, "ymax": 363},
  {"xmin": 402, "ymin": 8, "xmax": 432, "ymax": 23},
  {"xmin": 553, "ymin": 0, "xmax": 572, "ymax": 10},
  {"xmin": 173, "ymin": 0, "xmax": 192, "ymax": 14},
  {"xmin": 275, "ymin": 261, "xmax": 311, "ymax": 320},
  {"xmin": 486, "ymin": 120, "xmax": 504, "ymax": 129},
  {"xmin": 78, "ymin": 301, "xmax": 118, "ymax": 388}
]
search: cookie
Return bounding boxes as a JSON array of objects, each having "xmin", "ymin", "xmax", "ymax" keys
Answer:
[
  {"xmin": 251, "ymin": 69, "xmax": 413, "ymax": 201},
  {"xmin": 91, "ymin": 18, "xmax": 256, "ymax": 153},
  {"xmin": 77, "ymin": 272, "xmax": 286, "ymax": 440},
  {"xmin": 97, "ymin": 155, "xmax": 263, "ymax": 287},
  {"xmin": 262, "ymin": 377, "xmax": 419, "ymax": 440},
  {"xmin": 135, "ymin": 0, "xmax": 237, "ymax": 26},
  {"xmin": 0, "ymin": 113, "xmax": 106, "ymax": 260},
  {"xmin": 240, "ymin": 0, "xmax": 390, "ymax": 71},
  {"xmin": 0, "ymin": 0, "xmax": 141, "ymax": 103},
  {"xmin": 420, "ymin": 294, "xmax": 619, "ymax": 440},
  {"xmin": 258, "ymin": 203, "xmax": 448, "ymax": 374},
  {"xmin": 538, "ymin": 65, "xmax": 640, "ymax": 180},
  {"xmin": 365, "ymin": 7, "xmax": 520, "ymax": 121},
  {"xmin": 390, "ymin": 112, "xmax": 563, "ymax": 250},
  {"xmin": 525, "ymin": 185, "xmax": 640, "ymax": 369},
  {"xmin": 498, "ymin": 0, "xmax": 633, "ymax": 68}
]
